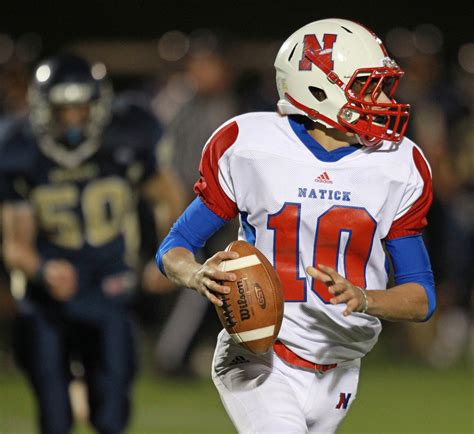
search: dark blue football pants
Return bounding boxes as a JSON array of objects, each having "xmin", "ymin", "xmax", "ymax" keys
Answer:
[{"xmin": 13, "ymin": 299, "xmax": 136, "ymax": 434}]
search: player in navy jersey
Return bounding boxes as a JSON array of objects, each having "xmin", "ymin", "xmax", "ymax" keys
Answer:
[
  {"xmin": 0, "ymin": 54, "xmax": 185, "ymax": 434},
  {"xmin": 157, "ymin": 19, "xmax": 436, "ymax": 433}
]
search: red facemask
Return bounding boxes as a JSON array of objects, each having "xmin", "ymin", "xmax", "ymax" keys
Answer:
[{"xmin": 338, "ymin": 67, "xmax": 410, "ymax": 147}]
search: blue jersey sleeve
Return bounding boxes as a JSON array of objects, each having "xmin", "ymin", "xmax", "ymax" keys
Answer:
[
  {"xmin": 156, "ymin": 197, "xmax": 228, "ymax": 274},
  {"xmin": 385, "ymin": 235, "xmax": 436, "ymax": 321}
]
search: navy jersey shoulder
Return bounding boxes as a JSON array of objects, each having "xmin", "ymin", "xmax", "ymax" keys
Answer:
[
  {"xmin": 0, "ymin": 117, "xmax": 45, "ymax": 202},
  {"xmin": 0, "ymin": 116, "xmax": 41, "ymax": 174},
  {"xmin": 99, "ymin": 98, "xmax": 162, "ymax": 174}
]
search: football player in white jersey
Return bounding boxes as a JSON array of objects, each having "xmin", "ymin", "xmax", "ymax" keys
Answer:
[{"xmin": 156, "ymin": 18, "xmax": 436, "ymax": 433}]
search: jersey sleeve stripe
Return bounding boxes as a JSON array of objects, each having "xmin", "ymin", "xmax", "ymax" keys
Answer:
[
  {"xmin": 385, "ymin": 146, "xmax": 433, "ymax": 240},
  {"xmin": 193, "ymin": 121, "xmax": 239, "ymax": 220}
]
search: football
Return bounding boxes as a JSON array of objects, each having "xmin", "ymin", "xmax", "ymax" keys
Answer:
[{"xmin": 215, "ymin": 240, "xmax": 284, "ymax": 354}]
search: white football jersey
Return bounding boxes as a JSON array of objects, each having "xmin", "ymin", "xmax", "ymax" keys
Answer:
[{"xmin": 195, "ymin": 112, "xmax": 432, "ymax": 364}]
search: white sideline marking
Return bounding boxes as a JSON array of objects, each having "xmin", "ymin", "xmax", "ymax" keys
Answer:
[
  {"xmin": 230, "ymin": 325, "xmax": 275, "ymax": 343},
  {"xmin": 219, "ymin": 254, "xmax": 261, "ymax": 272}
]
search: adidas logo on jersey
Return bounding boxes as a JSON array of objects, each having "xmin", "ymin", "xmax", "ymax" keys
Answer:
[
  {"xmin": 315, "ymin": 171, "xmax": 333, "ymax": 184},
  {"xmin": 228, "ymin": 355, "xmax": 250, "ymax": 366}
]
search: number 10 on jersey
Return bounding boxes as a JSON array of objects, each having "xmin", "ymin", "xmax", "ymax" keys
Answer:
[{"xmin": 267, "ymin": 203, "xmax": 377, "ymax": 303}]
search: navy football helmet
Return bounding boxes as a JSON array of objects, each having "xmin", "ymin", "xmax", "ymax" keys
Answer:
[{"xmin": 28, "ymin": 54, "xmax": 113, "ymax": 167}]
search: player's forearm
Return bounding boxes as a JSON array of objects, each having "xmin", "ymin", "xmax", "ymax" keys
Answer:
[
  {"xmin": 2, "ymin": 204, "xmax": 41, "ymax": 279},
  {"xmin": 3, "ymin": 242, "xmax": 41, "ymax": 279},
  {"xmin": 366, "ymin": 283, "xmax": 429, "ymax": 322},
  {"xmin": 162, "ymin": 247, "xmax": 202, "ymax": 289}
]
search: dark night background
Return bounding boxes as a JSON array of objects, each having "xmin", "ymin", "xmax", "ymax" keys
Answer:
[{"xmin": 2, "ymin": 1, "xmax": 471, "ymax": 60}]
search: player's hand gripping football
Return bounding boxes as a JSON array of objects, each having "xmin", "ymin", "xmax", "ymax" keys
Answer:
[
  {"xmin": 306, "ymin": 264, "xmax": 369, "ymax": 316},
  {"xmin": 188, "ymin": 251, "xmax": 238, "ymax": 306}
]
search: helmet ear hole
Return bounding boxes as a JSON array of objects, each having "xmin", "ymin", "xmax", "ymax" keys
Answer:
[{"xmin": 308, "ymin": 86, "xmax": 327, "ymax": 102}]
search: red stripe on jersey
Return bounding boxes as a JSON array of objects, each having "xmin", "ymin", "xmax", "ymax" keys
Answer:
[
  {"xmin": 193, "ymin": 121, "xmax": 239, "ymax": 220},
  {"xmin": 386, "ymin": 147, "xmax": 433, "ymax": 240}
]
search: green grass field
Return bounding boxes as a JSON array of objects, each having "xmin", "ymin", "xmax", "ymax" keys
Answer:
[{"xmin": 0, "ymin": 359, "xmax": 471, "ymax": 434}]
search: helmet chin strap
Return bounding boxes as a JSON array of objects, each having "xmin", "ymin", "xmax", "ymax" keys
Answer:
[
  {"xmin": 284, "ymin": 93, "xmax": 351, "ymax": 133},
  {"xmin": 282, "ymin": 94, "xmax": 385, "ymax": 148},
  {"xmin": 356, "ymin": 134, "xmax": 382, "ymax": 148},
  {"xmin": 277, "ymin": 99, "xmax": 308, "ymax": 117}
]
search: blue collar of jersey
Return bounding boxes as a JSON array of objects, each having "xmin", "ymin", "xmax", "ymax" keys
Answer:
[{"xmin": 288, "ymin": 116, "xmax": 361, "ymax": 162}]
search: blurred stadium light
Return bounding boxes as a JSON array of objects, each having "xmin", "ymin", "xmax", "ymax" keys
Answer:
[
  {"xmin": 157, "ymin": 30, "xmax": 189, "ymax": 61},
  {"xmin": 413, "ymin": 23, "xmax": 444, "ymax": 54},
  {"xmin": 458, "ymin": 42, "xmax": 474, "ymax": 73}
]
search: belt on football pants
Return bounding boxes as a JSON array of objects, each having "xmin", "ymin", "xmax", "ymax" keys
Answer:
[{"xmin": 273, "ymin": 340, "xmax": 337, "ymax": 373}]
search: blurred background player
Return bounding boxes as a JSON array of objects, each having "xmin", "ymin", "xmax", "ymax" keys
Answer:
[
  {"xmin": 0, "ymin": 54, "xmax": 185, "ymax": 434},
  {"xmin": 157, "ymin": 18, "xmax": 437, "ymax": 433},
  {"xmin": 147, "ymin": 43, "xmax": 242, "ymax": 376}
]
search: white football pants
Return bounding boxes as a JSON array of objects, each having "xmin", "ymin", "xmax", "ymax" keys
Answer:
[{"xmin": 212, "ymin": 330, "xmax": 361, "ymax": 434}]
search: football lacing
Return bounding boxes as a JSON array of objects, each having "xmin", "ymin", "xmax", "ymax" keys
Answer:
[{"xmin": 220, "ymin": 295, "xmax": 237, "ymax": 328}]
